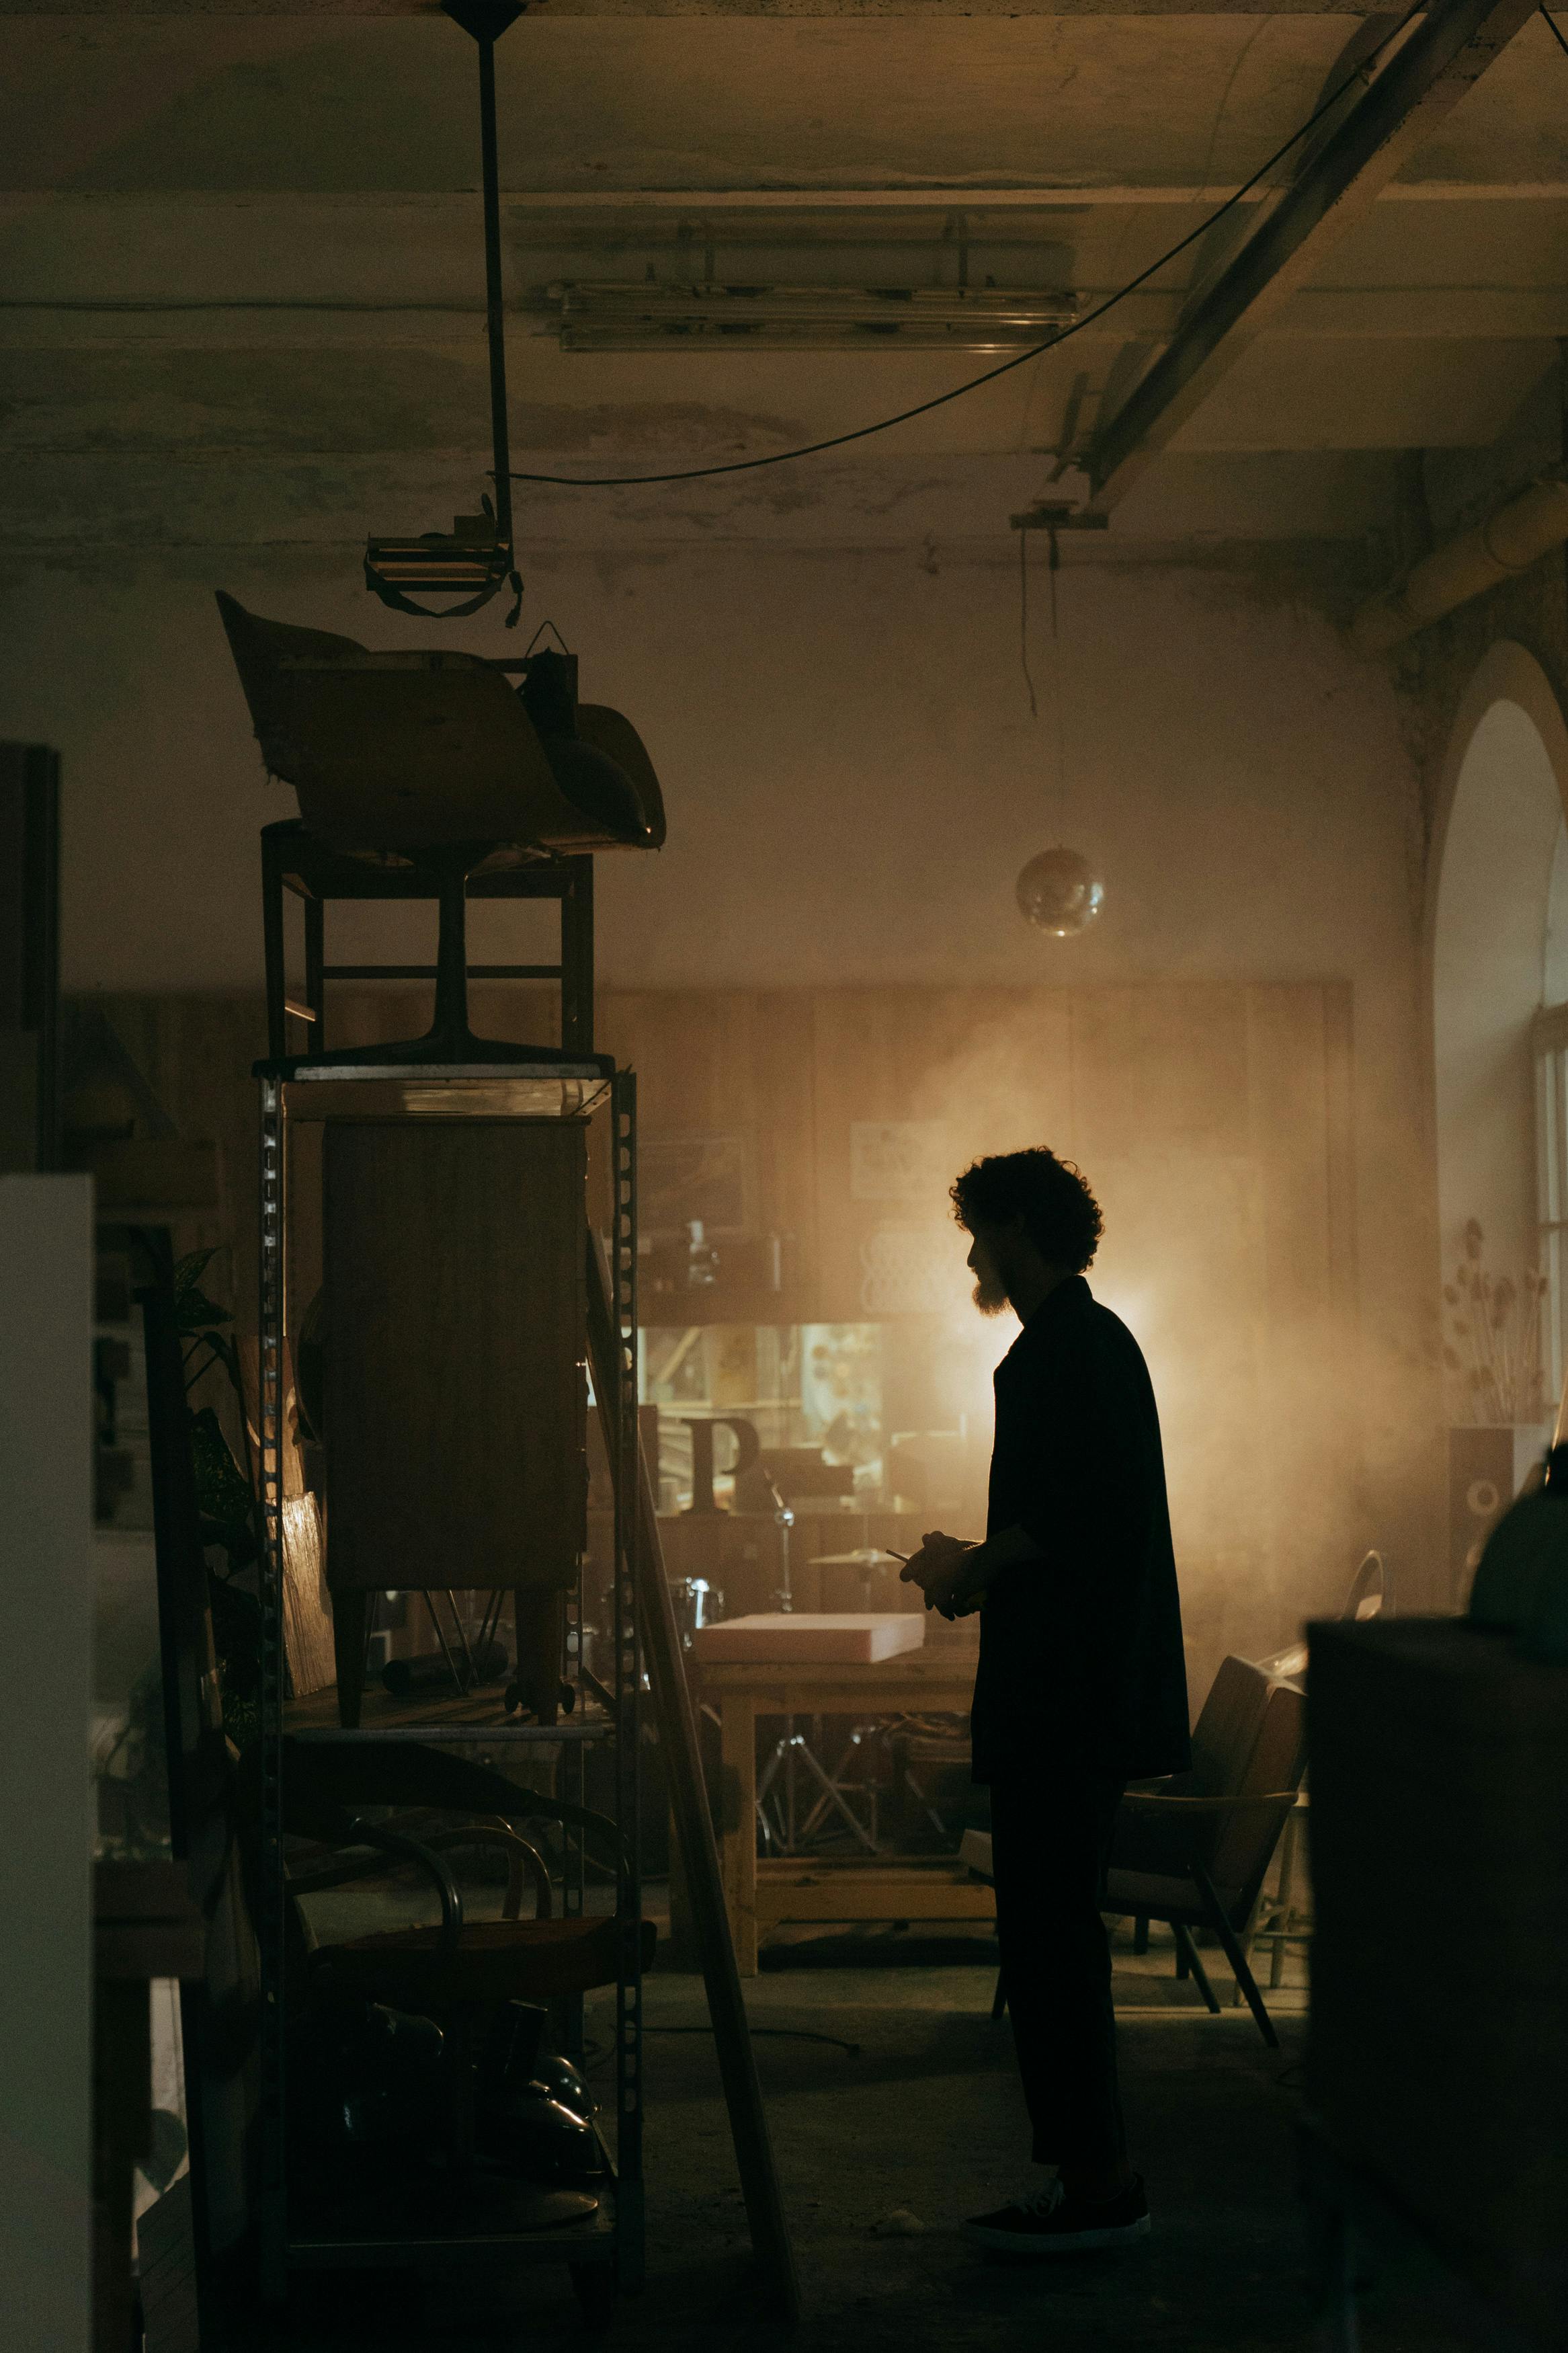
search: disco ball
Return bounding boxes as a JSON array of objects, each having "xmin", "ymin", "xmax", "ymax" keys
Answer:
[{"xmin": 1016, "ymin": 846, "xmax": 1105, "ymax": 936}]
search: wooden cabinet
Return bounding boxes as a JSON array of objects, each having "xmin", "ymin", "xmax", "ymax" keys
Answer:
[{"xmin": 323, "ymin": 1117, "xmax": 588, "ymax": 1596}]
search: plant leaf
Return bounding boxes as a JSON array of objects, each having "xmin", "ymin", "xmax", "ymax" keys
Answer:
[
  {"xmin": 176, "ymin": 1287, "xmax": 231, "ymax": 1335},
  {"xmin": 173, "ymin": 1248, "xmax": 232, "ymax": 1335},
  {"xmin": 188, "ymin": 1406, "xmax": 254, "ymax": 1534}
]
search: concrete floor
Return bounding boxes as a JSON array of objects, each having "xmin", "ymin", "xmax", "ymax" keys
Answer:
[{"xmin": 269, "ymin": 1915, "xmax": 1481, "ymax": 2352}]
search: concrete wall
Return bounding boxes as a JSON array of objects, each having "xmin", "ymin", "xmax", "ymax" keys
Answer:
[
  {"xmin": 2, "ymin": 545, "xmax": 1409, "ymax": 998},
  {"xmin": 0, "ymin": 540, "xmax": 1445, "ymax": 1605}
]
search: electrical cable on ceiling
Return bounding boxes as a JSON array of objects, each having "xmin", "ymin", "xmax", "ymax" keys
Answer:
[
  {"xmin": 1541, "ymin": 3, "xmax": 1568, "ymax": 62},
  {"xmin": 507, "ymin": 0, "xmax": 1432, "ymax": 493}
]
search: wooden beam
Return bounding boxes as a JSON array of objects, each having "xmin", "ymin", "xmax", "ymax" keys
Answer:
[
  {"xmin": 584, "ymin": 1236, "xmax": 801, "ymax": 2322},
  {"xmin": 0, "ymin": 2, "xmax": 1432, "ymax": 16},
  {"xmin": 1087, "ymin": 0, "xmax": 1541, "ymax": 512}
]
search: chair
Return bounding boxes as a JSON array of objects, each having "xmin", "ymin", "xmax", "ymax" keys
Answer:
[
  {"xmin": 257, "ymin": 1737, "xmax": 656, "ymax": 2231},
  {"xmin": 216, "ymin": 594, "xmax": 663, "ymax": 861},
  {"xmin": 1243, "ymin": 1553, "xmax": 1391, "ymax": 1987},
  {"xmin": 960, "ymin": 1656, "xmax": 1306, "ymax": 2047},
  {"xmin": 277, "ymin": 1735, "xmax": 655, "ymax": 2011},
  {"xmin": 1103, "ymin": 1663, "xmax": 1307, "ymax": 2045},
  {"xmin": 216, "ymin": 595, "xmax": 663, "ymax": 1066},
  {"xmin": 1340, "ymin": 1548, "xmax": 1390, "ymax": 1622},
  {"xmin": 1253, "ymin": 1548, "xmax": 1391, "ymax": 1687}
]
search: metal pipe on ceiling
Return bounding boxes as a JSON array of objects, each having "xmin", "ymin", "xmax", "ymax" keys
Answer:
[{"xmin": 1349, "ymin": 476, "xmax": 1568, "ymax": 655}]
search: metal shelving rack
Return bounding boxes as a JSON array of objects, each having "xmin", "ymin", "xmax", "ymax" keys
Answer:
[{"xmin": 253, "ymin": 850, "xmax": 643, "ymax": 2321}]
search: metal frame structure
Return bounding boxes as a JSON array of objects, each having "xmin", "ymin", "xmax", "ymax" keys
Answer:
[
  {"xmin": 1085, "ymin": 0, "xmax": 1537, "ymax": 514},
  {"xmin": 255, "ymin": 1029, "xmax": 643, "ymax": 2312}
]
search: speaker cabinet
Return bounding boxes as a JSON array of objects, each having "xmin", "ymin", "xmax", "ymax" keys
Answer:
[{"xmin": 1448, "ymin": 1423, "xmax": 1551, "ymax": 1605}]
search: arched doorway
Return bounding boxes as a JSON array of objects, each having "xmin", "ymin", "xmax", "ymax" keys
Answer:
[{"xmin": 1431, "ymin": 643, "xmax": 1568, "ymax": 1591}]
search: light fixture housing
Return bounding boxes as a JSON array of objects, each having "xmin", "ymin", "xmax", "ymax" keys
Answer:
[{"xmin": 547, "ymin": 280, "xmax": 1079, "ymax": 354}]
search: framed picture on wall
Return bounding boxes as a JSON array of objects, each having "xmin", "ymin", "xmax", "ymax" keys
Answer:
[
  {"xmin": 640, "ymin": 1131, "xmax": 753, "ymax": 1240},
  {"xmin": 850, "ymin": 1120, "xmax": 952, "ymax": 1205}
]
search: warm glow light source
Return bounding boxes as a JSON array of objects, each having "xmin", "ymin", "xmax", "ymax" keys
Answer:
[{"xmin": 1016, "ymin": 846, "xmax": 1105, "ymax": 936}]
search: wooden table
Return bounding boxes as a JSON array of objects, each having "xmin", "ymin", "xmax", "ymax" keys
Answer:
[{"xmin": 700, "ymin": 1651, "xmax": 992, "ymax": 1974}]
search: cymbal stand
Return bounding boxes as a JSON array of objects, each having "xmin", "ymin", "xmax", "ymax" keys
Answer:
[{"xmin": 755, "ymin": 1718, "xmax": 880, "ymax": 1856}]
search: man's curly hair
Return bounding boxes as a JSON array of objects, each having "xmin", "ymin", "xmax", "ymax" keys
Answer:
[{"xmin": 949, "ymin": 1148, "xmax": 1103, "ymax": 1274}]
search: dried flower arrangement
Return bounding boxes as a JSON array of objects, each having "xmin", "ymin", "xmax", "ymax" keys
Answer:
[{"xmin": 1443, "ymin": 1219, "xmax": 1550, "ymax": 1425}]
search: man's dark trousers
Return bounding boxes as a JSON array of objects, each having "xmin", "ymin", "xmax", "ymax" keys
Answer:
[{"xmin": 989, "ymin": 1770, "xmax": 1127, "ymax": 2167}]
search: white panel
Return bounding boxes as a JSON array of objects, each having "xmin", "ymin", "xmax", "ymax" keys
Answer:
[{"xmin": 0, "ymin": 1174, "xmax": 94, "ymax": 2353}]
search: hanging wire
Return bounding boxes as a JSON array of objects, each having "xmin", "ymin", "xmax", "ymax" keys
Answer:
[
  {"xmin": 504, "ymin": 0, "xmax": 1428, "ymax": 493},
  {"xmin": 1048, "ymin": 524, "xmax": 1067, "ymax": 849},
  {"xmin": 1542, "ymin": 4, "xmax": 1568, "ymax": 63},
  {"xmin": 1020, "ymin": 520, "xmax": 1071, "ymax": 837}
]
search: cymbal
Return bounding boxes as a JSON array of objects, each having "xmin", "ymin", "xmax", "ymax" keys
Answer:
[{"xmin": 807, "ymin": 1549, "xmax": 903, "ymax": 1569}]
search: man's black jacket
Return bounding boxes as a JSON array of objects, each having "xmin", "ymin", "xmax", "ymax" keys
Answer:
[{"xmin": 970, "ymin": 1273, "xmax": 1191, "ymax": 1786}]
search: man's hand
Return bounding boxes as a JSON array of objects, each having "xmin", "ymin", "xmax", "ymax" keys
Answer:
[
  {"xmin": 899, "ymin": 1530, "xmax": 983, "ymax": 1620},
  {"xmin": 899, "ymin": 1522, "xmax": 1044, "ymax": 1618}
]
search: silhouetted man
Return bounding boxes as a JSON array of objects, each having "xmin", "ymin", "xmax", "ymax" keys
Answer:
[{"xmin": 900, "ymin": 1147, "xmax": 1189, "ymax": 2254}]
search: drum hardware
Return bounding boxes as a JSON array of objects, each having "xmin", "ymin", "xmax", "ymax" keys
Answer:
[
  {"xmin": 772, "ymin": 1497, "xmax": 796, "ymax": 1613},
  {"xmin": 667, "ymin": 1575, "xmax": 723, "ymax": 1652},
  {"xmin": 751, "ymin": 1548, "xmax": 916, "ymax": 1853},
  {"xmin": 809, "ymin": 1546, "xmax": 905, "ymax": 1612},
  {"xmin": 790, "ymin": 1720, "xmax": 895, "ymax": 1851},
  {"xmin": 755, "ymin": 1716, "xmax": 881, "ymax": 1858}
]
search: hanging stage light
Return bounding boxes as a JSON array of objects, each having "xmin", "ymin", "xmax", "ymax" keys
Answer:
[{"xmin": 363, "ymin": 0, "xmax": 526, "ymax": 624}]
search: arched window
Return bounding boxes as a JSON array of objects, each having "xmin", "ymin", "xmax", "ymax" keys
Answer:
[{"xmin": 1432, "ymin": 646, "xmax": 1568, "ymax": 1431}]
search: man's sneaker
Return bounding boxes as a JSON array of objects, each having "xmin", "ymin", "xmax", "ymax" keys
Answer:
[{"xmin": 962, "ymin": 2175, "xmax": 1151, "ymax": 2254}]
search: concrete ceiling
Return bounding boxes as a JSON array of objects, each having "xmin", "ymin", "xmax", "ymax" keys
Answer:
[{"xmin": 4, "ymin": 7, "xmax": 1567, "ymax": 555}]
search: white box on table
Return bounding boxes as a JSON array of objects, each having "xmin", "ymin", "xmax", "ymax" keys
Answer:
[{"xmin": 691, "ymin": 1612, "xmax": 926, "ymax": 1665}]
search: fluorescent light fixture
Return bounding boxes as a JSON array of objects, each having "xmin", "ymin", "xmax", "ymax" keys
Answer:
[{"xmin": 547, "ymin": 280, "xmax": 1079, "ymax": 353}]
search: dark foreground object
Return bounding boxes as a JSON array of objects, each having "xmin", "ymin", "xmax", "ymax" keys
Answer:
[{"xmin": 1309, "ymin": 1617, "xmax": 1568, "ymax": 2351}]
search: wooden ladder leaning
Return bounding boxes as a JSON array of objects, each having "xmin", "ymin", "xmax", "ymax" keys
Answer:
[{"xmin": 585, "ymin": 1238, "xmax": 801, "ymax": 2323}]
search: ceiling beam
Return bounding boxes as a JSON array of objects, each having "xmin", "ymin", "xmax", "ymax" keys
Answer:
[
  {"xmin": 1086, "ymin": 0, "xmax": 1540, "ymax": 510},
  {"xmin": 15, "ymin": 184, "xmax": 1568, "ymax": 217},
  {"xmin": 0, "ymin": 2, "xmax": 1427, "ymax": 15},
  {"xmin": 9, "ymin": 284, "xmax": 1568, "ymax": 347}
]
